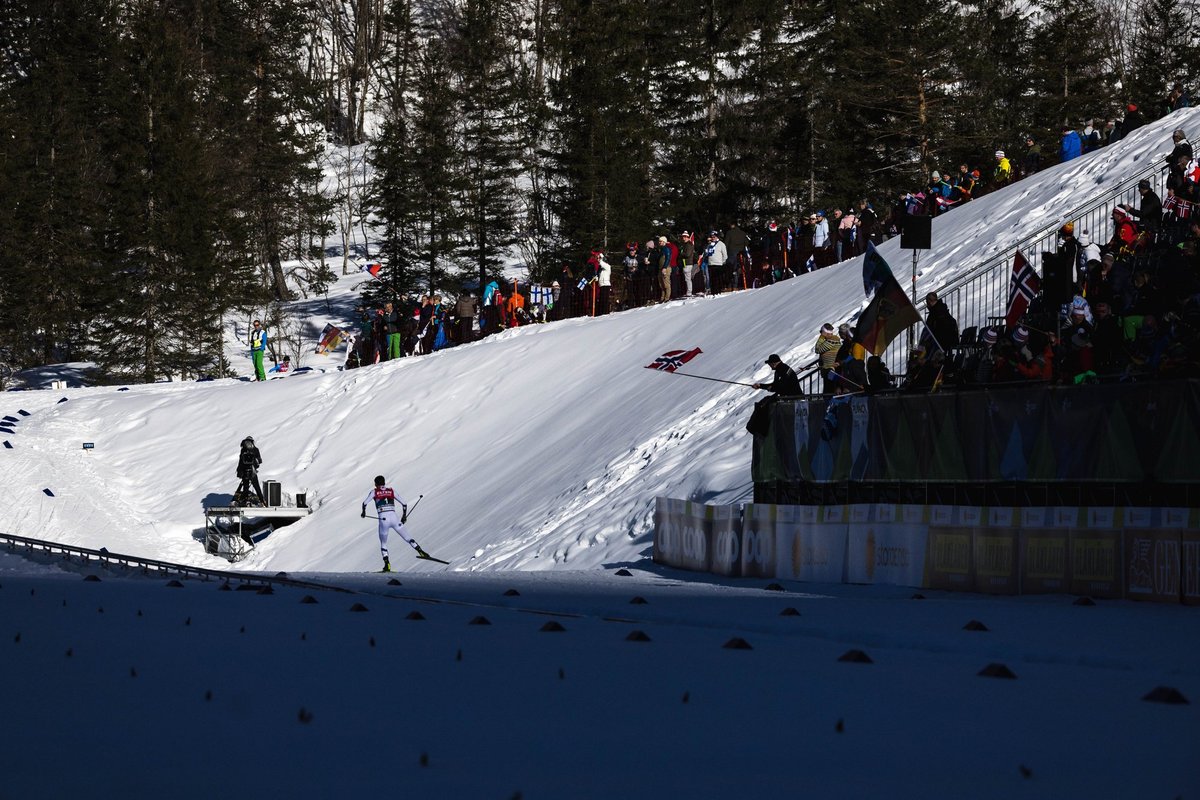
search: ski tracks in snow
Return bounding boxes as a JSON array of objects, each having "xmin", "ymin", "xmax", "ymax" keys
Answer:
[{"xmin": 466, "ymin": 385, "xmax": 755, "ymax": 569}]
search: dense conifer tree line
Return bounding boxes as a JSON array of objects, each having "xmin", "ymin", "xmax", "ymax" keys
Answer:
[{"xmin": 0, "ymin": 0, "xmax": 1196, "ymax": 379}]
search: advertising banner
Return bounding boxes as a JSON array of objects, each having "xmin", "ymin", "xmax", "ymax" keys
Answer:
[
  {"xmin": 709, "ymin": 504, "xmax": 743, "ymax": 577},
  {"xmin": 847, "ymin": 504, "xmax": 928, "ymax": 587},
  {"xmin": 1019, "ymin": 509, "xmax": 1069, "ymax": 594},
  {"xmin": 785, "ymin": 503, "xmax": 847, "ymax": 583},
  {"xmin": 1124, "ymin": 508, "xmax": 1181, "ymax": 603},
  {"xmin": 925, "ymin": 506, "xmax": 974, "ymax": 591},
  {"xmin": 974, "ymin": 507, "xmax": 1018, "ymax": 594},
  {"xmin": 653, "ymin": 498, "xmax": 710, "ymax": 573},
  {"xmin": 1183, "ymin": 526, "xmax": 1200, "ymax": 606},
  {"xmin": 1069, "ymin": 531, "xmax": 1122, "ymax": 600},
  {"xmin": 740, "ymin": 503, "xmax": 779, "ymax": 579},
  {"xmin": 752, "ymin": 380, "xmax": 1200, "ymax": 486}
]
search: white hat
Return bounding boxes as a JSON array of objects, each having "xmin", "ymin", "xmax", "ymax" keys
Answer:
[{"xmin": 995, "ymin": 150, "xmax": 1005, "ymax": 158}]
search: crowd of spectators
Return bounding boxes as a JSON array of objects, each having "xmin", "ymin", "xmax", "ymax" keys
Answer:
[
  {"xmin": 803, "ymin": 126, "xmax": 1199, "ymax": 396},
  {"xmin": 340, "ymin": 95, "xmax": 1197, "ymax": 389}
]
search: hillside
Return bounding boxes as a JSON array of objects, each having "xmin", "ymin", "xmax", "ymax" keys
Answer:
[{"xmin": 0, "ymin": 108, "xmax": 1196, "ymax": 573}]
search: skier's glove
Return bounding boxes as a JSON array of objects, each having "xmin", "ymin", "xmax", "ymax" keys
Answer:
[{"xmin": 401, "ymin": 510, "xmax": 408, "ymax": 524}]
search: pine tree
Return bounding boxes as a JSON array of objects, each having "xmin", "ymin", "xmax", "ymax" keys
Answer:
[
  {"xmin": 546, "ymin": 0, "xmax": 657, "ymax": 261},
  {"xmin": 451, "ymin": 0, "xmax": 522, "ymax": 290},
  {"xmin": 1028, "ymin": 0, "xmax": 1115, "ymax": 130},
  {"xmin": 1127, "ymin": 0, "xmax": 1200, "ymax": 118},
  {"xmin": 0, "ymin": 0, "xmax": 120, "ymax": 367}
]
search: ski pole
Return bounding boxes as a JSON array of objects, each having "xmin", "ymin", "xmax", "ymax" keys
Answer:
[{"xmin": 406, "ymin": 494, "xmax": 424, "ymax": 518}]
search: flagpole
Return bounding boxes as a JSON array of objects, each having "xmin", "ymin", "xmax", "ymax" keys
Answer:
[
  {"xmin": 909, "ymin": 249, "xmax": 918, "ymax": 354},
  {"xmin": 660, "ymin": 371, "xmax": 758, "ymax": 388}
]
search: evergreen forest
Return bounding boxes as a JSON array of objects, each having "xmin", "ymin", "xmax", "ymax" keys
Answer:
[{"xmin": 1, "ymin": 0, "xmax": 1197, "ymax": 380}]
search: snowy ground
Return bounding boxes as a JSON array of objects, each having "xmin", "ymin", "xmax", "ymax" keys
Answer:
[
  {"xmin": 1, "ymin": 109, "xmax": 1199, "ymax": 798},
  {"xmin": 1, "ymin": 551, "xmax": 1195, "ymax": 798}
]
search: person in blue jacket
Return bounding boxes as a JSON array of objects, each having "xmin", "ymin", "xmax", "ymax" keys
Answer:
[{"xmin": 1060, "ymin": 125, "xmax": 1083, "ymax": 163}]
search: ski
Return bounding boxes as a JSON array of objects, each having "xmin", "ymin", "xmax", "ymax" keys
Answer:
[{"xmin": 415, "ymin": 551, "xmax": 449, "ymax": 565}]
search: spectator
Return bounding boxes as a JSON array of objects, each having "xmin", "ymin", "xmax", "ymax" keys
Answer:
[
  {"xmin": 1058, "ymin": 223, "xmax": 1085, "ymax": 287},
  {"xmin": 621, "ymin": 242, "xmax": 641, "ymax": 308},
  {"xmin": 1020, "ymin": 135, "xmax": 1042, "ymax": 177},
  {"xmin": 700, "ymin": 230, "xmax": 728, "ymax": 295},
  {"xmin": 595, "ymin": 252, "xmax": 612, "ymax": 314},
  {"xmin": 655, "ymin": 235, "xmax": 673, "ymax": 303},
  {"xmin": 993, "ymin": 150, "xmax": 1013, "ymax": 188},
  {"xmin": 372, "ymin": 308, "xmax": 389, "ymax": 362},
  {"xmin": 922, "ymin": 291, "xmax": 960, "ymax": 352},
  {"xmin": 1011, "ymin": 325, "xmax": 1053, "ymax": 381},
  {"xmin": 679, "ymin": 232, "xmax": 698, "ymax": 296},
  {"xmin": 1060, "ymin": 125, "xmax": 1083, "ymax": 163},
  {"xmin": 1125, "ymin": 179, "xmax": 1163, "ymax": 242},
  {"xmin": 865, "ymin": 355, "xmax": 894, "ymax": 392},
  {"xmin": 813, "ymin": 210, "xmax": 830, "ymax": 254},
  {"xmin": 952, "ymin": 164, "xmax": 976, "ymax": 203},
  {"xmin": 1167, "ymin": 129, "xmax": 1193, "ymax": 195},
  {"xmin": 814, "ymin": 322, "xmax": 841, "ymax": 394},
  {"xmin": 1117, "ymin": 103, "xmax": 1144, "ymax": 140},
  {"xmin": 1107, "ymin": 206, "xmax": 1138, "ymax": 254},
  {"xmin": 1102, "ymin": 119, "xmax": 1118, "ymax": 147},
  {"xmin": 726, "ymin": 223, "xmax": 749, "ymax": 288},
  {"xmin": 1091, "ymin": 301, "xmax": 1126, "ymax": 374},
  {"xmin": 830, "ymin": 209, "xmax": 845, "ymax": 262},
  {"xmin": 1081, "ymin": 119, "xmax": 1101, "ymax": 153},
  {"xmin": 1168, "ymin": 83, "xmax": 1189, "ymax": 113},
  {"xmin": 971, "ymin": 327, "xmax": 1000, "ymax": 385},
  {"xmin": 383, "ymin": 301, "xmax": 403, "ymax": 359},
  {"xmin": 901, "ymin": 345, "xmax": 940, "ymax": 391},
  {"xmin": 249, "ymin": 319, "xmax": 268, "ymax": 381},
  {"xmin": 267, "ymin": 355, "xmax": 291, "ymax": 374},
  {"xmin": 839, "ymin": 209, "xmax": 858, "ymax": 259},
  {"xmin": 752, "ymin": 353, "xmax": 803, "ymax": 396},
  {"xmin": 455, "ymin": 293, "xmax": 477, "ymax": 344},
  {"xmin": 856, "ymin": 199, "xmax": 878, "ymax": 253}
]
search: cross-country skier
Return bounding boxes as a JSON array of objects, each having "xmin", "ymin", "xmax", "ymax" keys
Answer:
[{"xmin": 361, "ymin": 475, "xmax": 426, "ymax": 572}]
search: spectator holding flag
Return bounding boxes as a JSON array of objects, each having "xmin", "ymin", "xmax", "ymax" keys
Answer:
[{"xmin": 752, "ymin": 354, "xmax": 802, "ymax": 396}]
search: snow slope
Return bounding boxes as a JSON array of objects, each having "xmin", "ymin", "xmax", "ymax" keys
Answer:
[{"xmin": 0, "ymin": 108, "xmax": 1197, "ymax": 575}]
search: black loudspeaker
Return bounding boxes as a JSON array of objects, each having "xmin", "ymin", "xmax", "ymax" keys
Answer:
[
  {"xmin": 1040, "ymin": 251, "xmax": 1072, "ymax": 309},
  {"xmin": 264, "ymin": 480, "xmax": 282, "ymax": 507},
  {"xmin": 296, "ymin": 492, "xmax": 307, "ymax": 509},
  {"xmin": 900, "ymin": 216, "xmax": 932, "ymax": 250}
]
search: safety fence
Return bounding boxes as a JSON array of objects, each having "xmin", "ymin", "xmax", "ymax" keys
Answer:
[
  {"xmin": 653, "ymin": 498, "xmax": 1200, "ymax": 604},
  {"xmin": 794, "ymin": 160, "xmax": 1169, "ymax": 394},
  {"xmin": 0, "ymin": 531, "xmax": 352, "ymax": 593}
]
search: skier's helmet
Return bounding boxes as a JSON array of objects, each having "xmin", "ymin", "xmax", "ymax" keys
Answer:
[{"xmin": 374, "ymin": 475, "xmax": 386, "ymax": 487}]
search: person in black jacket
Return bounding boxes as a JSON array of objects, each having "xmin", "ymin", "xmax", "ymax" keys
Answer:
[
  {"xmin": 922, "ymin": 291, "xmax": 960, "ymax": 352},
  {"xmin": 753, "ymin": 354, "xmax": 803, "ymax": 396},
  {"xmin": 1125, "ymin": 179, "xmax": 1163, "ymax": 241},
  {"xmin": 234, "ymin": 436, "xmax": 265, "ymax": 507}
]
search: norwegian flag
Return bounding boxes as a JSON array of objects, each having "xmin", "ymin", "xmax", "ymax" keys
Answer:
[
  {"xmin": 645, "ymin": 347, "xmax": 703, "ymax": 372},
  {"xmin": 1164, "ymin": 193, "xmax": 1193, "ymax": 220},
  {"xmin": 1005, "ymin": 250, "xmax": 1041, "ymax": 330}
]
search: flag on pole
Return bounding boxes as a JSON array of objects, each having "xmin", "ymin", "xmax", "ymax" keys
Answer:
[
  {"xmin": 803, "ymin": 254, "xmax": 816, "ymax": 273},
  {"xmin": 853, "ymin": 242, "xmax": 921, "ymax": 356},
  {"xmin": 644, "ymin": 347, "xmax": 703, "ymax": 372},
  {"xmin": 315, "ymin": 323, "xmax": 345, "ymax": 355},
  {"xmin": 1004, "ymin": 250, "xmax": 1041, "ymax": 330},
  {"xmin": 360, "ymin": 262, "xmax": 382, "ymax": 279}
]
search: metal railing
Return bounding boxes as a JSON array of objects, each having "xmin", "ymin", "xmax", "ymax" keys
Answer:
[
  {"xmin": 0, "ymin": 531, "xmax": 353, "ymax": 593},
  {"xmin": 795, "ymin": 157, "xmax": 1169, "ymax": 394}
]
